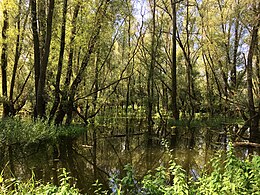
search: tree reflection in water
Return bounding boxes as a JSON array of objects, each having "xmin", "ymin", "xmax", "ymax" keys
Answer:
[{"xmin": 0, "ymin": 119, "xmax": 249, "ymax": 194}]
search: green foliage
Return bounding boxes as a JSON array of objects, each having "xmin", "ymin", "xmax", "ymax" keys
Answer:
[
  {"xmin": 93, "ymin": 180, "xmax": 109, "ymax": 195},
  {"xmin": 141, "ymin": 161, "xmax": 189, "ymax": 195},
  {"xmin": 0, "ymin": 118, "xmax": 85, "ymax": 146},
  {"xmin": 0, "ymin": 169, "xmax": 79, "ymax": 195},
  {"xmin": 108, "ymin": 164, "xmax": 139, "ymax": 195},
  {"xmin": 194, "ymin": 144, "xmax": 260, "ymax": 195},
  {"xmin": 101, "ymin": 144, "xmax": 260, "ymax": 195},
  {"xmin": 1, "ymin": 143, "xmax": 260, "ymax": 194}
]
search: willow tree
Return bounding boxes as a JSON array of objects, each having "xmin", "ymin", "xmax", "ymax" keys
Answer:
[
  {"xmin": 146, "ymin": 0, "xmax": 156, "ymax": 136},
  {"xmin": 49, "ymin": 0, "xmax": 68, "ymax": 122},
  {"xmin": 245, "ymin": 2, "xmax": 260, "ymax": 144},
  {"xmin": 1, "ymin": 1, "xmax": 9, "ymax": 118},
  {"xmin": 54, "ymin": 1, "xmax": 80, "ymax": 125},
  {"xmin": 170, "ymin": 0, "xmax": 179, "ymax": 120},
  {"xmin": 54, "ymin": 0, "xmax": 111, "ymax": 125},
  {"xmin": 1, "ymin": 0, "xmax": 30, "ymax": 118},
  {"xmin": 30, "ymin": 0, "xmax": 55, "ymax": 119}
]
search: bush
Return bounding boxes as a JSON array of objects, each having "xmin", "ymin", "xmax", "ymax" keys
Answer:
[
  {"xmin": 104, "ymin": 144, "xmax": 260, "ymax": 195},
  {"xmin": 0, "ymin": 118, "xmax": 85, "ymax": 146},
  {"xmin": 194, "ymin": 145, "xmax": 260, "ymax": 194},
  {"xmin": 1, "ymin": 119, "xmax": 259, "ymax": 194},
  {"xmin": 0, "ymin": 169, "xmax": 80, "ymax": 195},
  {"xmin": 2, "ymin": 151, "xmax": 259, "ymax": 195}
]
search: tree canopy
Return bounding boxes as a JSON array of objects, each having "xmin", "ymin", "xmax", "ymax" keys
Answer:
[{"xmin": 0, "ymin": 0, "xmax": 259, "ymax": 142}]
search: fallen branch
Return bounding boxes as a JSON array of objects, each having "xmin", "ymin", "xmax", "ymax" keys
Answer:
[{"xmin": 233, "ymin": 142, "xmax": 260, "ymax": 147}]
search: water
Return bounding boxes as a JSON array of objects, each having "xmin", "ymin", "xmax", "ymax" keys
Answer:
[{"xmin": 0, "ymin": 118, "xmax": 248, "ymax": 193}]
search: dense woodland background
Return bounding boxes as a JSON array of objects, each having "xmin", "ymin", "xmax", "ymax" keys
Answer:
[{"xmin": 0, "ymin": 0, "xmax": 259, "ymax": 143}]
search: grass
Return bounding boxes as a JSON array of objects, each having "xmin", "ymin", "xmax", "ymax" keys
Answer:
[{"xmin": 0, "ymin": 118, "xmax": 86, "ymax": 145}]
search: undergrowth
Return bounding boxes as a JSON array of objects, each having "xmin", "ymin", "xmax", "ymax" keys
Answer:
[
  {"xmin": 0, "ymin": 168, "xmax": 79, "ymax": 195},
  {"xmin": 0, "ymin": 119, "xmax": 259, "ymax": 194},
  {"xmin": 0, "ymin": 118, "xmax": 85, "ymax": 145},
  {"xmin": 1, "ymin": 146, "xmax": 259, "ymax": 194},
  {"xmin": 101, "ymin": 144, "xmax": 260, "ymax": 195}
]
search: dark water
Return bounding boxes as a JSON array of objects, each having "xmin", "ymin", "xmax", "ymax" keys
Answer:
[{"xmin": 0, "ymin": 118, "xmax": 248, "ymax": 193}]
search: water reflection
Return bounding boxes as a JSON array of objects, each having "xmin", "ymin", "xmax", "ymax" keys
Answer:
[{"xmin": 0, "ymin": 118, "xmax": 251, "ymax": 193}]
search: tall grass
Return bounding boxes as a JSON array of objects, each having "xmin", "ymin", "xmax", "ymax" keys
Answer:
[{"xmin": 0, "ymin": 118, "xmax": 85, "ymax": 145}]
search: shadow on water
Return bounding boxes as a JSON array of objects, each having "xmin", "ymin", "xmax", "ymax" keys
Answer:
[{"xmin": 0, "ymin": 118, "xmax": 253, "ymax": 193}]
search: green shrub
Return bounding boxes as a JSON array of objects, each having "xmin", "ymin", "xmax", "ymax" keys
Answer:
[
  {"xmin": 194, "ymin": 144, "xmax": 260, "ymax": 195},
  {"xmin": 0, "ymin": 169, "xmax": 80, "ymax": 195},
  {"xmin": 1, "ymin": 145, "xmax": 259, "ymax": 194},
  {"xmin": 141, "ymin": 161, "xmax": 188, "ymax": 195},
  {"xmin": 105, "ymin": 144, "xmax": 260, "ymax": 195},
  {"xmin": 1, "ymin": 119, "xmax": 259, "ymax": 194},
  {"xmin": 0, "ymin": 118, "xmax": 85, "ymax": 146}
]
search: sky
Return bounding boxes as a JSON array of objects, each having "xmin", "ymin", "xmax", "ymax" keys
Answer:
[{"xmin": 132, "ymin": 0, "xmax": 150, "ymax": 22}]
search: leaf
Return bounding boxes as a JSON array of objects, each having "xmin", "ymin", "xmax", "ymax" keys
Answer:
[{"xmin": 0, "ymin": 176, "xmax": 3, "ymax": 183}]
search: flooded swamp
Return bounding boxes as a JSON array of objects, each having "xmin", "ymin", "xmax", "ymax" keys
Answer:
[{"xmin": 0, "ymin": 117, "xmax": 253, "ymax": 193}]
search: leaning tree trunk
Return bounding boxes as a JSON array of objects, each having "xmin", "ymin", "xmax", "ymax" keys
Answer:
[
  {"xmin": 9, "ymin": 0, "xmax": 22, "ymax": 116},
  {"xmin": 9, "ymin": 0, "xmax": 30, "ymax": 117},
  {"xmin": 56, "ymin": 0, "xmax": 110, "ymax": 125}
]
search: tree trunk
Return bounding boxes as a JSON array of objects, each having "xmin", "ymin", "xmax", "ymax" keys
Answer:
[
  {"xmin": 176, "ymin": 0, "xmax": 196, "ymax": 121},
  {"xmin": 56, "ymin": 0, "xmax": 110, "ymax": 125},
  {"xmin": 1, "ymin": 7, "xmax": 10, "ymax": 118},
  {"xmin": 55, "ymin": 3, "xmax": 80, "ymax": 125},
  {"xmin": 147, "ymin": 0, "xmax": 156, "ymax": 141},
  {"xmin": 9, "ymin": 0, "xmax": 22, "ymax": 116},
  {"xmin": 8, "ymin": 0, "xmax": 30, "ymax": 116},
  {"xmin": 36, "ymin": 0, "xmax": 55, "ymax": 119},
  {"xmin": 171, "ymin": 0, "xmax": 179, "ymax": 120},
  {"xmin": 247, "ymin": 17, "xmax": 260, "ymax": 144},
  {"xmin": 93, "ymin": 49, "xmax": 100, "ymax": 111},
  {"xmin": 49, "ymin": 0, "xmax": 68, "ymax": 122},
  {"xmin": 231, "ymin": 17, "xmax": 240, "ymax": 89},
  {"xmin": 38, "ymin": 0, "xmax": 46, "ymax": 62},
  {"xmin": 65, "ymin": 3, "xmax": 80, "ymax": 88},
  {"xmin": 31, "ymin": 0, "xmax": 41, "ymax": 118},
  {"xmin": 203, "ymin": 54, "xmax": 213, "ymax": 116}
]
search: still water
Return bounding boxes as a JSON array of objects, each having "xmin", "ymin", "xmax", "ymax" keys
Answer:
[{"xmin": 0, "ymin": 118, "xmax": 247, "ymax": 193}]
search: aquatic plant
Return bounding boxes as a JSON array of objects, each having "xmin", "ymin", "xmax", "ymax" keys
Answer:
[
  {"xmin": 1, "ymin": 146, "xmax": 260, "ymax": 194},
  {"xmin": 0, "ymin": 118, "xmax": 85, "ymax": 145},
  {"xmin": 102, "ymin": 145, "xmax": 260, "ymax": 195},
  {"xmin": 0, "ymin": 168, "xmax": 79, "ymax": 195}
]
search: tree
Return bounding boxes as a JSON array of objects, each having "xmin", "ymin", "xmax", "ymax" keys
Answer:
[
  {"xmin": 171, "ymin": 0, "xmax": 179, "ymax": 120},
  {"xmin": 246, "ymin": 2, "xmax": 260, "ymax": 144},
  {"xmin": 31, "ymin": 0, "xmax": 55, "ymax": 119},
  {"xmin": 1, "ymin": 1, "xmax": 9, "ymax": 118},
  {"xmin": 55, "ymin": 0, "xmax": 111, "ymax": 125},
  {"xmin": 49, "ymin": 0, "xmax": 68, "ymax": 122},
  {"xmin": 147, "ymin": 0, "xmax": 156, "ymax": 137}
]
